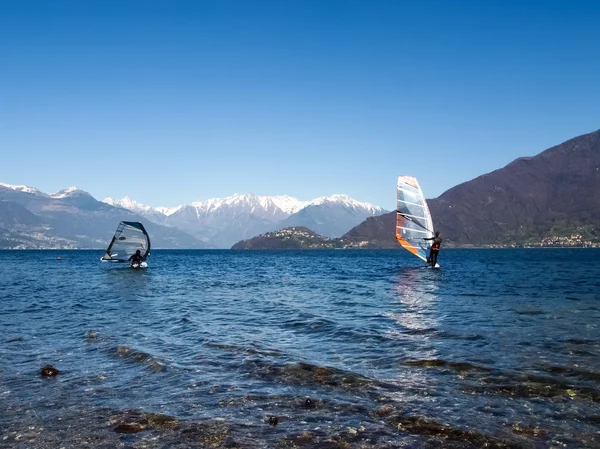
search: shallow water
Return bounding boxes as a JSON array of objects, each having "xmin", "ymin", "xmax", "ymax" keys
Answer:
[{"xmin": 1, "ymin": 249, "xmax": 599, "ymax": 448}]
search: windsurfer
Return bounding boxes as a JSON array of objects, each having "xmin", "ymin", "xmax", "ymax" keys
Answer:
[
  {"xmin": 424, "ymin": 231, "xmax": 442, "ymax": 266},
  {"xmin": 129, "ymin": 250, "xmax": 144, "ymax": 267}
]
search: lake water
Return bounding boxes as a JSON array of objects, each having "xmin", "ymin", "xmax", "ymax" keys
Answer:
[{"xmin": 1, "ymin": 249, "xmax": 599, "ymax": 448}]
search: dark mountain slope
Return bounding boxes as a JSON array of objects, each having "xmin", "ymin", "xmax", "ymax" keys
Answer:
[
  {"xmin": 0, "ymin": 201, "xmax": 43, "ymax": 226},
  {"xmin": 428, "ymin": 129, "xmax": 600, "ymax": 244},
  {"xmin": 342, "ymin": 212, "xmax": 397, "ymax": 248}
]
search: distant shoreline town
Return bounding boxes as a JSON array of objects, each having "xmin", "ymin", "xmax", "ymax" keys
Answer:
[
  {"xmin": 231, "ymin": 226, "xmax": 599, "ymax": 250},
  {"xmin": 486, "ymin": 234, "xmax": 600, "ymax": 248}
]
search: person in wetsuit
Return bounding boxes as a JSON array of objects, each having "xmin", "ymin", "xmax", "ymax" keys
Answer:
[
  {"xmin": 424, "ymin": 231, "xmax": 442, "ymax": 267},
  {"xmin": 128, "ymin": 249, "xmax": 144, "ymax": 267}
]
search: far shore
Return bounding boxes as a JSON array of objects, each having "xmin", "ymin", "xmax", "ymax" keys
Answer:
[{"xmin": 1, "ymin": 246, "xmax": 599, "ymax": 251}]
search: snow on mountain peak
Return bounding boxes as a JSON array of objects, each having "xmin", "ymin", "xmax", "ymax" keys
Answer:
[
  {"xmin": 103, "ymin": 196, "xmax": 183, "ymax": 217},
  {"xmin": 191, "ymin": 193, "xmax": 255, "ymax": 213},
  {"xmin": 185, "ymin": 192, "xmax": 385, "ymax": 217},
  {"xmin": 0, "ymin": 182, "xmax": 45, "ymax": 195},
  {"xmin": 311, "ymin": 194, "xmax": 351, "ymax": 204},
  {"xmin": 308, "ymin": 194, "xmax": 384, "ymax": 213},
  {"xmin": 51, "ymin": 186, "xmax": 89, "ymax": 198},
  {"xmin": 190, "ymin": 192, "xmax": 305, "ymax": 216},
  {"xmin": 155, "ymin": 205, "xmax": 183, "ymax": 216},
  {"xmin": 103, "ymin": 196, "xmax": 154, "ymax": 213},
  {"xmin": 269, "ymin": 195, "xmax": 307, "ymax": 214}
]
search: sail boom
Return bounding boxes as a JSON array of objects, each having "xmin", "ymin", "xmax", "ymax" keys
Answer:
[{"xmin": 397, "ymin": 212, "xmax": 429, "ymax": 222}]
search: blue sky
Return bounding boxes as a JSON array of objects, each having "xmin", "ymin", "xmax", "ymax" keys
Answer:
[{"xmin": 1, "ymin": 0, "xmax": 599, "ymax": 210}]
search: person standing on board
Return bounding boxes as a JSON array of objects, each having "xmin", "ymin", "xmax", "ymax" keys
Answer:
[{"xmin": 424, "ymin": 231, "xmax": 442, "ymax": 267}]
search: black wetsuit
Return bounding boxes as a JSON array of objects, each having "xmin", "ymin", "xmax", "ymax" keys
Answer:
[
  {"xmin": 424, "ymin": 236, "xmax": 442, "ymax": 266},
  {"xmin": 129, "ymin": 253, "xmax": 143, "ymax": 266}
]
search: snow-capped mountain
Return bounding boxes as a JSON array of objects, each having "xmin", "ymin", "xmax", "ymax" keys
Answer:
[
  {"xmin": 0, "ymin": 182, "xmax": 46, "ymax": 196},
  {"xmin": 0, "ymin": 182, "xmax": 207, "ymax": 249},
  {"xmin": 103, "ymin": 196, "xmax": 156, "ymax": 215},
  {"xmin": 155, "ymin": 205, "xmax": 183, "ymax": 216},
  {"xmin": 48, "ymin": 186, "xmax": 104, "ymax": 210},
  {"xmin": 50, "ymin": 186, "xmax": 84, "ymax": 198},
  {"xmin": 189, "ymin": 193, "xmax": 305, "ymax": 217},
  {"xmin": 263, "ymin": 195, "xmax": 307, "ymax": 215},
  {"xmin": 101, "ymin": 192, "xmax": 386, "ymax": 247},
  {"xmin": 103, "ymin": 196, "xmax": 169, "ymax": 224},
  {"xmin": 1, "ymin": 183, "xmax": 387, "ymax": 249},
  {"xmin": 100, "ymin": 193, "xmax": 310, "ymax": 247},
  {"xmin": 279, "ymin": 194, "xmax": 387, "ymax": 238},
  {"xmin": 307, "ymin": 194, "xmax": 383, "ymax": 214},
  {"xmin": 165, "ymin": 193, "xmax": 306, "ymax": 247}
]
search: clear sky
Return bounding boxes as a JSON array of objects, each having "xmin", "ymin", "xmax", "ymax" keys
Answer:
[{"xmin": 1, "ymin": 0, "xmax": 599, "ymax": 210}]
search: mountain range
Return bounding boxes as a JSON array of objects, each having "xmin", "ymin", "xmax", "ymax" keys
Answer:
[
  {"xmin": 0, "ymin": 184, "xmax": 386, "ymax": 249},
  {"xmin": 3, "ymin": 129, "xmax": 598, "ymax": 249},
  {"xmin": 103, "ymin": 193, "xmax": 386, "ymax": 248},
  {"xmin": 0, "ymin": 184, "xmax": 205, "ymax": 249}
]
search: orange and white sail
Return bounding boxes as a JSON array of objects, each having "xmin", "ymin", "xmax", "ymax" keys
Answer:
[{"xmin": 396, "ymin": 176, "xmax": 434, "ymax": 262}]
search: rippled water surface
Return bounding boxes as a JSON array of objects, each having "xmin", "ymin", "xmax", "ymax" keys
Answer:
[{"xmin": 1, "ymin": 249, "xmax": 599, "ymax": 448}]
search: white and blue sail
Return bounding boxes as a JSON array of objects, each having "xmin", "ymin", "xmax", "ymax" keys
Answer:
[
  {"xmin": 101, "ymin": 221, "xmax": 151, "ymax": 263},
  {"xmin": 396, "ymin": 176, "xmax": 434, "ymax": 263}
]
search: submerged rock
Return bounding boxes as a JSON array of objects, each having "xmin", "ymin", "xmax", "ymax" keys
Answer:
[
  {"xmin": 40, "ymin": 365, "xmax": 59, "ymax": 377},
  {"xmin": 303, "ymin": 397, "xmax": 316, "ymax": 409},
  {"xmin": 85, "ymin": 330, "xmax": 99, "ymax": 342},
  {"xmin": 147, "ymin": 413, "xmax": 179, "ymax": 430},
  {"xmin": 109, "ymin": 410, "xmax": 179, "ymax": 434},
  {"xmin": 388, "ymin": 414, "xmax": 520, "ymax": 447},
  {"xmin": 180, "ymin": 420, "xmax": 231, "ymax": 446},
  {"xmin": 511, "ymin": 422, "xmax": 547, "ymax": 437},
  {"xmin": 114, "ymin": 345, "xmax": 167, "ymax": 372},
  {"xmin": 374, "ymin": 404, "xmax": 395, "ymax": 417},
  {"xmin": 114, "ymin": 422, "xmax": 146, "ymax": 434},
  {"xmin": 268, "ymin": 416, "xmax": 279, "ymax": 426}
]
